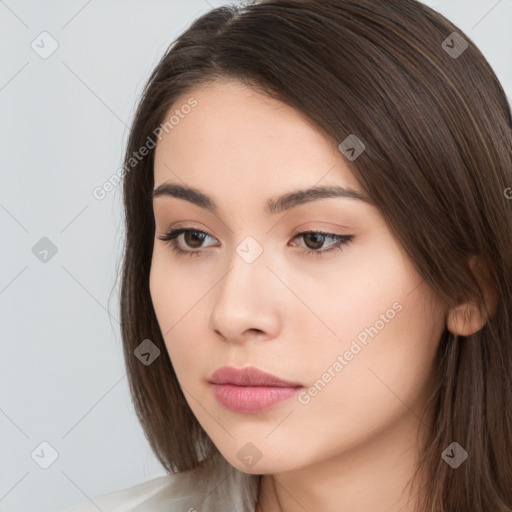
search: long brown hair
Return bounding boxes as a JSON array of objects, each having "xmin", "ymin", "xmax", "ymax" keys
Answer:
[{"xmin": 118, "ymin": 1, "xmax": 512, "ymax": 510}]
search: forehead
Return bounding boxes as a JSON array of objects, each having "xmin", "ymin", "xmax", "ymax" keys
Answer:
[{"xmin": 153, "ymin": 79, "xmax": 361, "ymax": 197}]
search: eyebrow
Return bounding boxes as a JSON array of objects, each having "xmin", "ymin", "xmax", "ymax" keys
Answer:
[{"xmin": 151, "ymin": 182, "xmax": 371, "ymax": 215}]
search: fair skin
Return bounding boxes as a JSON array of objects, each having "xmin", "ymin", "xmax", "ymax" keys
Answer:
[{"xmin": 149, "ymin": 79, "xmax": 488, "ymax": 512}]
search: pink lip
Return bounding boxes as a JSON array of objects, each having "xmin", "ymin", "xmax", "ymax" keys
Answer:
[
  {"xmin": 209, "ymin": 366, "xmax": 303, "ymax": 387},
  {"xmin": 208, "ymin": 366, "xmax": 303, "ymax": 413}
]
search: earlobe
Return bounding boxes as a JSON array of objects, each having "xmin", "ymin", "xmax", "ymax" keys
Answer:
[
  {"xmin": 446, "ymin": 302, "xmax": 488, "ymax": 336},
  {"xmin": 445, "ymin": 255, "xmax": 498, "ymax": 337}
]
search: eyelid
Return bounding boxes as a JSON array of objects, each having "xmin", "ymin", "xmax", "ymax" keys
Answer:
[
  {"xmin": 157, "ymin": 223, "xmax": 354, "ymax": 259},
  {"xmin": 158, "ymin": 223, "xmax": 351, "ymax": 243},
  {"xmin": 288, "ymin": 221, "xmax": 352, "ymax": 236},
  {"xmin": 161, "ymin": 221, "xmax": 351, "ymax": 237}
]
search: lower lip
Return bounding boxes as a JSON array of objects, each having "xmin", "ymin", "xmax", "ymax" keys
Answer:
[{"xmin": 210, "ymin": 383, "xmax": 303, "ymax": 413}]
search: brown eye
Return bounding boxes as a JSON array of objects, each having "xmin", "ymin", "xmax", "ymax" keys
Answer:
[
  {"xmin": 291, "ymin": 231, "xmax": 353, "ymax": 257},
  {"xmin": 157, "ymin": 228, "xmax": 217, "ymax": 257},
  {"xmin": 158, "ymin": 227, "xmax": 353, "ymax": 259},
  {"xmin": 302, "ymin": 232, "xmax": 326, "ymax": 250},
  {"xmin": 183, "ymin": 230, "xmax": 206, "ymax": 249}
]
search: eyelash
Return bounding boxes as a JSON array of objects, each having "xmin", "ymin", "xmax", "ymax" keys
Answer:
[{"xmin": 157, "ymin": 227, "xmax": 353, "ymax": 258}]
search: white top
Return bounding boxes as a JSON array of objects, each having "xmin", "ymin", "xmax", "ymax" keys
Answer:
[{"xmin": 60, "ymin": 457, "xmax": 261, "ymax": 512}]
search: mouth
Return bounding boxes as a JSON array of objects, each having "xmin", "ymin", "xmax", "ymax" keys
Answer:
[
  {"xmin": 210, "ymin": 382, "xmax": 303, "ymax": 413},
  {"xmin": 208, "ymin": 365, "xmax": 303, "ymax": 387},
  {"xmin": 208, "ymin": 366, "xmax": 304, "ymax": 413}
]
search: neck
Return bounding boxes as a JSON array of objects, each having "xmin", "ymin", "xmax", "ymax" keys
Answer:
[{"xmin": 255, "ymin": 406, "xmax": 433, "ymax": 512}]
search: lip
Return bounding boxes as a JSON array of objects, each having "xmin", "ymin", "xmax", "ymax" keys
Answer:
[
  {"xmin": 209, "ymin": 366, "xmax": 303, "ymax": 387},
  {"xmin": 209, "ymin": 366, "xmax": 304, "ymax": 413}
]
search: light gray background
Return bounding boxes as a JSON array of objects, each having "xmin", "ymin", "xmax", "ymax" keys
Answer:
[{"xmin": 1, "ymin": 1, "xmax": 511, "ymax": 511}]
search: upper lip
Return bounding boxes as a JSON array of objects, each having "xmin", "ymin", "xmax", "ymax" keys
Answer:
[{"xmin": 209, "ymin": 366, "xmax": 303, "ymax": 387}]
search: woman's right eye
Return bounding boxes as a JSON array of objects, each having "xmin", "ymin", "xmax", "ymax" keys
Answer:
[{"xmin": 157, "ymin": 228, "xmax": 218, "ymax": 257}]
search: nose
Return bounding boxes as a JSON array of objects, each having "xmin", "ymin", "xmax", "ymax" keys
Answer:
[{"xmin": 208, "ymin": 245, "xmax": 281, "ymax": 344}]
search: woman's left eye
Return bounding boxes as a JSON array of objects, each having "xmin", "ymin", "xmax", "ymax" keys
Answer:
[
  {"xmin": 290, "ymin": 231, "xmax": 354, "ymax": 256},
  {"xmin": 157, "ymin": 228, "xmax": 353, "ymax": 258}
]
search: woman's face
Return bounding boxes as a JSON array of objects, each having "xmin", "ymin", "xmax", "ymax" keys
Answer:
[{"xmin": 150, "ymin": 79, "xmax": 447, "ymax": 475}]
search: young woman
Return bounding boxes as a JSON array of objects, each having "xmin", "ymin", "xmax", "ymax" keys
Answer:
[{"xmin": 66, "ymin": 0, "xmax": 512, "ymax": 510}]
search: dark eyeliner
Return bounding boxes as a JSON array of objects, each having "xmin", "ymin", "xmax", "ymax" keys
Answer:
[{"xmin": 157, "ymin": 228, "xmax": 353, "ymax": 258}]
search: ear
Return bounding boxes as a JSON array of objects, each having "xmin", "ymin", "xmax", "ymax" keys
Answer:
[{"xmin": 446, "ymin": 255, "xmax": 498, "ymax": 336}]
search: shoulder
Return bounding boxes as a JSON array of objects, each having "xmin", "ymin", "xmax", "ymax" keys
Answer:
[
  {"xmin": 60, "ymin": 457, "xmax": 261, "ymax": 512},
  {"xmin": 60, "ymin": 473, "xmax": 177, "ymax": 512}
]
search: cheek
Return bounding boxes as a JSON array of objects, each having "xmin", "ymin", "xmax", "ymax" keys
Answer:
[
  {"xmin": 329, "ymin": 283, "xmax": 442, "ymax": 418},
  {"xmin": 305, "ymin": 247, "xmax": 443, "ymax": 419},
  {"xmin": 149, "ymin": 251, "xmax": 207, "ymax": 380},
  {"xmin": 312, "ymin": 243, "xmax": 408, "ymax": 346},
  {"xmin": 149, "ymin": 247, "xmax": 198, "ymax": 331},
  {"xmin": 149, "ymin": 252, "xmax": 174, "ymax": 331},
  {"xmin": 286, "ymin": 288, "xmax": 443, "ymax": 463}
]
